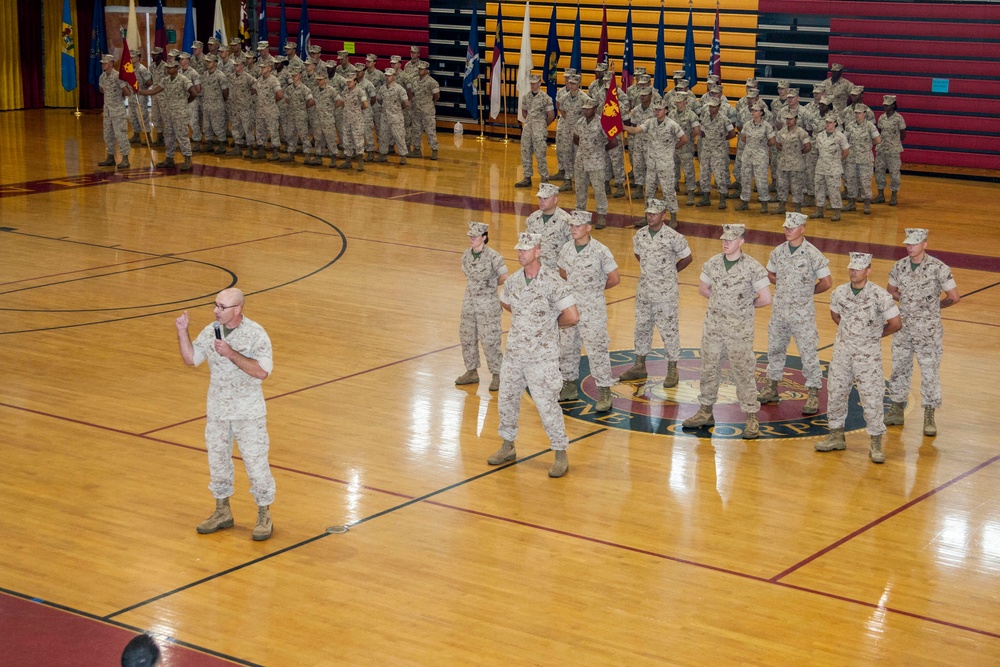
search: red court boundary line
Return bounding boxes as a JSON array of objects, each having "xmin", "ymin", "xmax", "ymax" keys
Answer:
[{"xmin": 770, "ymin": 451, "xmax": 1000, "ymax": 582}]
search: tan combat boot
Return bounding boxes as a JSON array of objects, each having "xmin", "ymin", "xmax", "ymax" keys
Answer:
[
  {"xmin": 682, "ymin": 405, "xmax": 715, "ymax": 428},
  {"xmin": 757, "ymin": 380, "xmax": 780, "ymax": 404},
  {"xmin": 117, "ymin": 156, "xmax": 130, "ymax": 170},
  {"xmin": 735, "ymin": 199, "xmax": 749, "ymax": 211},
  {"xmin": 695, "ymin": 193, "xmax": 711, "ymax": 207},
  {"xmin": 923, "ymin": 407, "xmax": 937, "ymax": 436},
  {"xmin": 869, "ymin": 434, "xmax": 885, "ymax": 463},
  {"xmin": 179, "ymin": 156, "xmax": 193, "ymax": 171},
  {"xmin": 884, "ymin": 402, "xmax": 905, "ymax": 426},
  {"xmin": 810, "ymin": 206, "xmax": 825, "ymax": 219},
  {"xmin": 155, "ymin": 156, "xmax": 175, "ymax": 168},
  {"xmin": 612, "ymin": 184, "xmax": 626, "ymax": 199},
  {"xmin": 98, "ymin": 154, "xmax": 116, "ymax": 167},
  {"xmin": 843, "ymin": 197, "xmax": 856, "ymax": 212},
  {"xmin": 488, "ymin": 440, "xmax": 516, "ymax": 465},
  {"xmin": 663, "ymin": 361, "xmax": 679, "ymax": 388},
  {"xmin": 743, "ymin": 412, "xmax": 759, "ymax": 439},
  {"xmin": 372, "ymin": 152, "xmax": 387, "ymax": 162},
  {"xmin": 196, "ymin": 498, "xmax": 234, "ymax": 534},
  {"xmin": 489, "ymin": 374, "xmax": 500, "ymax": 392},
  {"xmin": 514, "ymin": 176, "xmax": 532, "ymax": 187},
  {"xmin": 668, "ymin": 212, "xmax": 677, "ymax": 229},
  {"xmin": 759, "ymin": 201, "xmax": 769, "ymax": 214},
  {"xmin": 773, "ymin": 200, "xmax": 786, "ymax": 215},
  {"xmin": 455, "ymin": 369, "xmax": 479, "ymax": 385},
  {"xmin": 356, "ymin": 155, "xmax": 365, "ymax": 171},
  {"xmin": 863, "ymin": 198, "xmax": 871, "ymax": 214},
  {"xmin": 830, "ymin": 208, "xmax": 841, "ymax": 221},
  {"xmin": 631, "ymin": 184, "xmax": 645, "ymax": 200},
  {"xmin": 873, "ymin": 189, "xmax": 886, "ymax": 204},
  {"xmin": 559, "ymin": 380, "xmax": 579, "ymax": 401},
  {"xmin": 548, "ymin": 449, "xmax": 569, "ymax": 478},
  {"xmin": 596, "ymin": 387, "xmax": 613, "ymax": 412},
  {"xmin": 717, "ymin": 194, "xmax": 728, "ymax": 210},
  {"xmin": 430, "ymin": 149, "xmax": 438, "ymax": 160},
  {"xmin": 815, "ymin": 428, "xmax": 846, "ymax": 452},
  {"xmin": 252, "ymin": 505, "xmax": 273, "ymax": 541},
  {"xmin": 619, "ymin": 355, "xmax": 647, "ymax": 381},
  {"xmin": 889, "ymin": 191, "xmax": 897, "ymax": 206},
  {"xmin": 595, "ymin": 214, "xmax": 607, "ymax": 229},
  {"xmin": 687, "ymin": 191, "xmax": 695, "ymax": 206},
  {"xmin": 558, "ymin": 179, "xmax": 573, "ymax": 192},
  {"xmin": 802, "ymin": 387, "xmax": 819, "ymax": 415}
]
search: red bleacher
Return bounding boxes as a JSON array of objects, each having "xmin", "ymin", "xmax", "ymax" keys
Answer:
[
  {"xmin": 830, "ymin": 19, "xmax": 1000, "ymax": 41},
  {"xmin": 759, "ymin": 0, "xmax": 1000, "ymax": 20}
]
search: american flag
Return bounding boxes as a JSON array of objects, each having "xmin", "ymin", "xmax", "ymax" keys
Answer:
[{"xmin": 709, "ymin": 6, "xmax": 721, "ymax": 78}]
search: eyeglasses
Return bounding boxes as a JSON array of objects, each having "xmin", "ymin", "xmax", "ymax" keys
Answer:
[{"xmin": 214, "ymin": 303, "xmax": 239, "ymax": 310}]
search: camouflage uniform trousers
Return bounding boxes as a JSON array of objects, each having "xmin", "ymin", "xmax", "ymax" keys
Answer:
[
  {"xmin": 814, "ymin": 173, "xmax": 843, "ymax": 210},
  {"xmin": 521, "ymin": 121, "xmax": 549, "ymax": 180},
  {"xmin": 255, "ymin": 107, "xmax": 281, "ymax": 148},
  {"xmin": 334, "ymin": 106, "xmax": 346, "ymax": 152},
  {"xmin": 605, "ymin": 142, "xmax": 626, "ymax": 185},
  {"xmin": 804, "ymin": 148, "xmax": 818, "ymax": 196},
  {"xmin": 574, "ymin": 160, "xmax": 609, "ymax": 215},
  {"xmin": 104, "ymin": 108, "xmax": 130, "ymax": 156},
  {"xmin": 341, "ymin": 115, "xmax": 365, "ymax": 157},
  {"xmin": 188, "ymin": 98, "xmax": 203, "ymax": 142},
  {"xmin": 413, "ymin": 108, "xmax": 439, "ymax": 151},
  {"xmin": 498, "ymin": 355, "xmax": 569, "ymax": 450},
  {"xmin": 562, "ymin": 300, "xmax": 613, "ymax": 387},
  {"xmin": 279, "ymin": 101, "xmax": 291, "ymax": 147},
  {"xmin": 151, "ymin": 96, "xmax": 163, "ymax": 137},
  {"xmin": 372, "ymin": 103, "xmax": 382, "ymax": 150},
  {"xmin": 460, "ymin": 295, "xmax": 503, "ymax": 375},
  {"xmin": 629, "ymin": 137, "xmax": 648, "ymax": 189},
  {"xmin": 378, "ymin": 112, "xmax": 407, "ymax": 156},
  {"xmin": 364, "ymin": 106, "xmax": 376, "ymax": 152},
  {"xmin": 285, "ymin": 109, "xmax": 312, "ymax": 155},
  {"xmin": 733, "ymin": 141, "xmax": 745, "ymax": 184},
  {"xmin": 230, "ymin": 104, "xmax": 255, "ymax": 147},
  {"xmin": 674, "ymin": 147, "xmax": 697, "ymax": 194},
  {"xmin": 164, "ymin": 103, "xmax": 192, "ymax": 157},
  {"xmin": 699, "ymin": 150, "xmax": 730, "ymax": 198},
  {"xmin": 128, "ymin": 96, "xmax": 150, "ymax": 134},
  {"xmin": 404, "ymin": 106, "xmax": 416, "ymax": 149},
  {"xmin": 777, "ymin": 168, "xmax": 805, "ymax": 204},
  {"xmin": 634, "ymin": 297, "xmax": 680, "ymax": 361},
  {"xmin": 202, "ymin": 100, "xmax": 227, "ymax": 142},
  {"xmin": 205, "ymin": 417, "xmax": 276, "ymax": 506},
  {"xmin": 740, "ymin": 151, "xmax": 770, "ymax": 202},
  {"xmin": 765, "ymin": 309, "xmax": 822, "ymax": 387},
  {"xmin": 697, "ymin": 328, "xmax": 761, "ymax": 414},
  {"xmin": 555, "ymin": 118, "xmax": 577, "ymax": 179},
  {"xmin": 645, "ymin": 153, "xmax": 679, "ymax": 212},
  {"xmin": 313, "ymin": 112, "xmax": 336, "ymax": 156},
  {"xmin": 826, "ymin": 342, "xmax": 886, "ymax": 436},
  {"xmin": 844, "ymin": 160, "xmax": 874, "ymax": 200},
  {"xmin": 874, "ymin": 150, "xmax": 902, "ymax": 192},
  {"xmin": 889, "ymin": 326, "xmax": 943, "ymax": 408}
]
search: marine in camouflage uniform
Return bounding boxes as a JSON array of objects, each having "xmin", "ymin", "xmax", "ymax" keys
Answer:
[
  {"xmin": 695, "ymin": 99, "xmax": 736, "ymax": 209},
  {"xmin": 811, "ymin": 116, "xmax": 849, "ymax": 220},
  {"xmin": 624, "ymin": 88, "xmax": 655, "ymax": 200},
  {"xmin": 98, "ymin": 55, "xmax": 131, "ymax": 168},
  {"xmin": 572, "ymin": 96, "xmax": 611, "ymax": 226},
  {"xmin": 516, "ymin": 73, "xmax": 554, "ymax": 186},
  {"xmin": 310, "ymin": 70, "xmax": 338, "ymax": 164},
  {"xmin": 281, "ymin": 67, "xmax": 315, "ymax": 162},
  {"xmin": 757, "ymin": 212, "xmax": 831, "ymax": 414},
  {"xmin": 624, "ymin": 100, "xmax": 687, "ymax": 221},
  {"xmin": 200, "ymin": 55, "xmax": 230, "ymax": 153},
  {"xmin": 251, "ymin": 62, "xmax": 283, "ymax": 160},
  {"xmin": 737, "ymin": 102, "xmax": 776, "ymax": 212},
  {"xmin": 175, "ymin": 288, "xmax": 277, "ymax": 541},
  {"xmin": 411, "ymin": 63, "xmax": 440, "ymax": 159},
  {"xmin": 682, "ymin": 224, "xmax": 772, "ymax": 439},
  {"xmin": 670, "ymin": 93, "xmax": 701, "ymax": 205},
  {"xmin": 402, "ymin": 47, "xmax": 423, "ymax": 151},
  {"xmin": 733, "ymin": 81, "xmax": 762, "ymax": 188},
  {"xmin": 489, "ymin": 232, "xmax": 579, "ymax": 478},
  {"xmin": 798, "ymin": 87, "xmax": 826, "ymax": 204},
  {"xmin": 364, "ymin": 55, "xmax": 386, "ymax": 152},
  {"xmin": 138, "ymin": 60, "xmax": 195, "ymax": 170},
  {"xmin": 456, "ymin": 222, "xmax": 508, "ymax": 391},
  {"xmin": 842, "ymin": 105, "xmax": 881, "ymax": 213},
  {"xmin": 228, "ymin": 58, "xmax": 256, "ymax": 157},
  {"xmin": 127, "ymin": 56, "xmax": 152, "ymax": 143},
  {"xmin": 823, "ymin": 63, "xmax": 854, "ymax": 113},
  {"xmin": 885, "ymin": 228, "xmax": 960, "ymax": 436},
  {"xmin": 355, "ymin": 67, "xmax": 378, "ymax": 157},
  {"xmin": 774, "ymin": 110, "xmax": 811, "ymax": 213},
  {"xmin": 178, "ymin": 54, "xmax": 203, "ymax": 150},
  {"xmin": 838, "ymin": 86, "xmax": 874, "ymax": 128},
  {"xmin": 147, "ymin": 48, "xmax": 168, "ymax": 144},
  {"xmin": 374, "ymin": 69, "xmax": 409, "ymax": 163},
  {"xmin": 587, "ymin": 67, "xmax": 626, "ymax": 196},
  {"xmin": 617, "ymin": 199, "xmax": 693, "ymax": 388},
  {"xmin": 334, "ymin": 74, "xmax": 369, "ymax": 169},
  {"xmin": 557, "ymin": 210, "xmax": 621, "ymax": 411},
  {"xmin": 875, "ymin": 95, "xmax": 907, "ymax": 205},
  {"xmin": 554, "ymin": 73, "xmax": 584, "ymax": 190},
  {"xmin": 816, "ymin": 253, "xmax": 901, "ymax": 463}
]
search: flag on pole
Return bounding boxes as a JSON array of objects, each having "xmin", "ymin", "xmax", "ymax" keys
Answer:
[
  {"xmin": 683, "ymin": 4, "xmax": 697, "ymax": 89},
  {"xmin": 489, "ymin": 4, "xmax": 505, "ymax": 119},
  {"xmin": 621, "ymin": 5, "xmax": 634, "ymax": 91},
  {"xmin": 120, "ymin": 39, "xmax": 139, "ymax": 91},
  {"xmin": 653, "ymin": 1, "xmax": 667, "ymax": 94},
  {"xmin": 89, "ymin": 0, "xmax": 107, "ymax": 89},
  {"xmin": 542, "ymin": 3, "xmax": 560, "ymax": 103},
  {"xmin": 258, "ymin": 0, "xmax": 268, "ymax": 46},
  {"xmin": 155, "ymin": 0, "xmax": 168, "ymax": 53},
  {"xmin": 126, "ymin": 0, "xmax": 140, "ymax": 52},
  {"xmin": 296, "ymin": 0, "xmax": 309, "ymax": 58},
  {"xmin": 600, "ymin": 70, "xmax": 623, "ymax": 140},
  {"xmin": 515, "ymin": 1, "xmax": 533, "ymax": 121},
  {"xmin": 570, "ymin": 5, "xmax": 581, "ymax": 73},
  {"xmin": 597, "ymin": 3, "xmax": 608, "ymax": 65},
  {"xmin": 61, "ymin": 0, "xmax": 77, "ymax": 92},
  {"xmin": 462, "ymin": 0, "xmax": 480, "ymax": 120},
  {"xmin": 709, "ymin": 5, "xmax": 722, "ymax": 79},
  {"xmin": 214, "ymin": 0, "xmax": 228, "ymax": 46},
  {"xmin": 279, "ymin": 0, "xmax": 288, "ymax": 50},
  {"xmin": 239, "ymin": 2, "xmax": 251, "ymax": 48},
  {"xmin": 182, "ymin": 0, "xmax": 196, "ymax": 53}
]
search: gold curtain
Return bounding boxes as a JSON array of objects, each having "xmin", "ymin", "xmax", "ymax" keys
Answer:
[
  {"xmin": 44, "ymin": 0, "xmax": 79, "ymax": 108},
  {"xmin": 0, "ymin": 0, "xmax": 23, "ymax": 110}
]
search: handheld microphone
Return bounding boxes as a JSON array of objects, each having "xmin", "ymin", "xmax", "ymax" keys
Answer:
[{"xmin": 213, "ymin": 322, "xmax": 222, "ymax": 340}]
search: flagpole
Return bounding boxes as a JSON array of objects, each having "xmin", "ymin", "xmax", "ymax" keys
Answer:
[
  {"xmin": 132, "ymin": 92, "xmax": 155, "ymax": 167},
  {"xmin": 478, "ymin": 82, "xmax": 485, "ymax": 140}
]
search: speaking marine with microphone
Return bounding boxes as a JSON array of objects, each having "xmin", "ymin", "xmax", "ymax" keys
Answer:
[{"xmin": 175, "ymin": 287, "xmax": 277, "ymax": 541}]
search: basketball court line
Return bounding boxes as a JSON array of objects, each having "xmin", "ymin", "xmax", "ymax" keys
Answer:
[
  {"xmin": 0, "ymin": 260, "xmax": 184, "ymax": 298},
  {"xmin": 0, "ymin": 256, "xmax": 168, "ymax": 288}
]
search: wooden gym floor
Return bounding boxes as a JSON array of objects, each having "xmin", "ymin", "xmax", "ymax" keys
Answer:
[{"xmin": 1, "ymin": 108, "xmax": 999, "ymax": 666}]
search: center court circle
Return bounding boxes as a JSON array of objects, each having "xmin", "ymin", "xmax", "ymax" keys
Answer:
[{"xmin": 562, "ymin": 348, "xmax": 888, "ymax": 440}]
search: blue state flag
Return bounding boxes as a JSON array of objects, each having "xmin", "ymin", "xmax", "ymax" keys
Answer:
[
  {"xmin": 462, "ymin": 0, "xmax": 480, "ymax": 120},
  {"xmin": 258, "ymin": 0, "xmax": 268, "ymax": 45},
  {"xmin": 279, "ymin": 0, "xmax": 288, "ymax": 50},
  {"xmin": 570, "ymin": 6, "xmax": 581, "ymax": 73},
  {"xmin": 89, "ymin": 0, "xmax": 107, "ymax": 89},
  {"xmin": 653, "ymin": 3, "xmax": 667, "ymax": 95},
  {"xmin": 621, "ymin": 6, "xmax": 634, "ymax": 90},
  {"xmin": 542, "ymin": 3, "xmax": 560, "ymax": 102},
  {"xmin": 182, "ymin": 0, "xmax": 196, "ymax": 53},
  {"xmin": 683, "ymin": 6, "xmax": 698, "ymax": 89},
  {"xmin": 297, "ymin": 0, "xmax": 310, "ymax": 59},
  {"xmin": 61, "ymin": 0, "xmax": 77, "ymax": 92}
]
